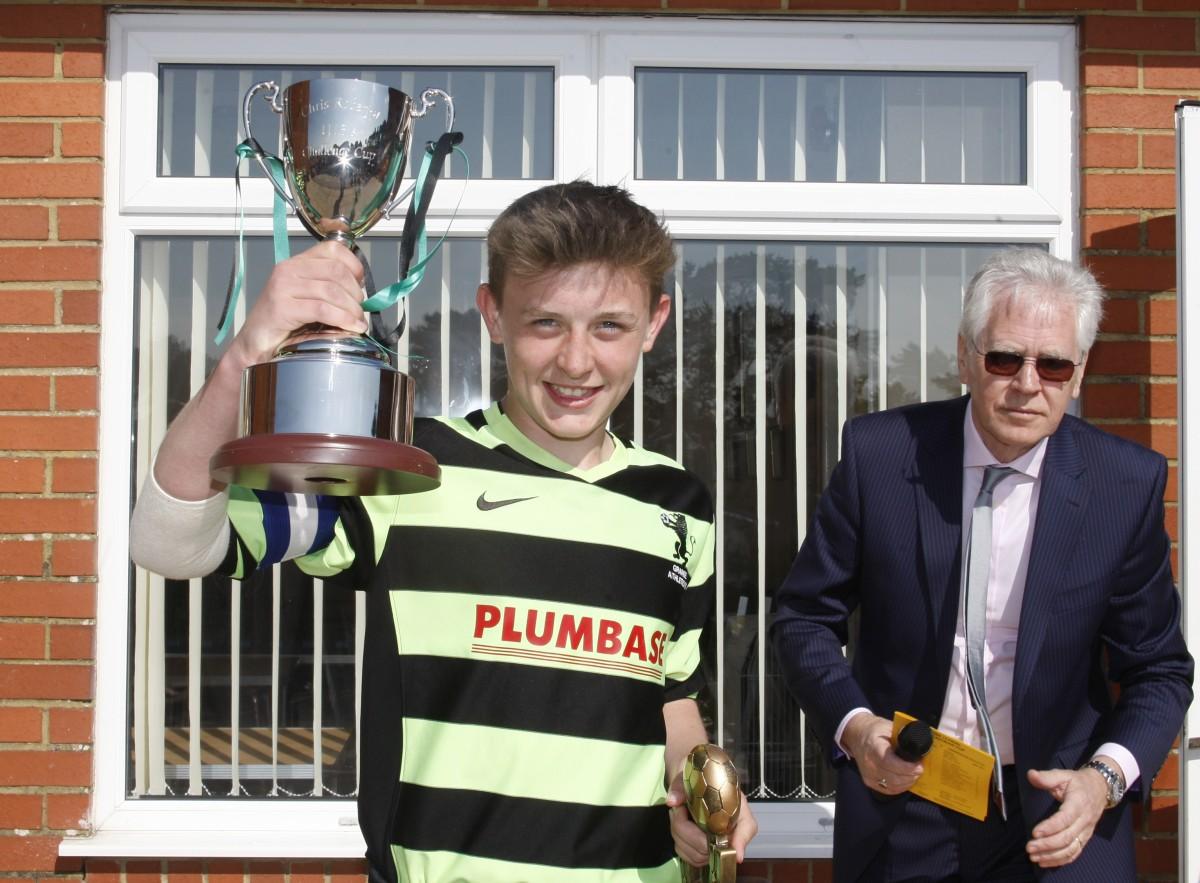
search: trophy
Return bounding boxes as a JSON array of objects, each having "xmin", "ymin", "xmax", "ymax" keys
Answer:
[
  {"xmin": 681, "ymin": 743, "xmax": 742, "ymax": 883},
  {"xmin": 209, "ymin": 77, "xmax": 457, "ymax": 496}
]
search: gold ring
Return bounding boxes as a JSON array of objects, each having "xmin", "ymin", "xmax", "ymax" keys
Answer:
[
  {"xmin": 1074, "ymin": 836, "xmax": 1083, "ymax": 853},
  {"xmin": 878, "ymin": 777, "xmax": 888, "ymax": 789}
]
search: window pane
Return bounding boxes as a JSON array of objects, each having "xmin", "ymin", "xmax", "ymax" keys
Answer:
[
  {"xmin": 635, "ymin": 69, "xmax": 1025, "ymax": 184},
  {"xmin": 128, "ymin": 233, "xmax": 486, "ymax": 797},
  {"xmin": 611, "ymin": 241, "xmax": 1008, "ymax": 801},
  {"xmin": 159, "ymin": 65, "xmax": 554, "ymax": 180}
]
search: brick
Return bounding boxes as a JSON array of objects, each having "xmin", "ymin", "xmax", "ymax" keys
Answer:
[
  {"xmin": 1083, "ymin": 213, "xmax": 1139, "ymax": 250},
  {"xmin": 1099, "ymin": 295, "xmax": 1140, "ymax": 334},
  {"xmin": 0, "ymin": 83, "xmax": 103, "ymax": 118},
  {"xmin": 1134, "ymin": 835, "xmax": 1179, "ymax": 875},
  {"xmin": 1154, "ymin": 748, "xmax": 1179, "ymax": 789},
  {"xmin": 1081, "ymin": 53, "xmax": 1138, "ymax": 89},
  {"xmin": 0, "ymin": 333, "xmax": 99, "ymax": 368},
  {"xmin": 0, "ymin": 663, "xmax": 92, "ymax": 701},
  {"xmin": 0, "ymin": 289, "xmax": 55, "ymax": 325},
  {"xmin": 906, "ymin": 0, "xmax": 1013, "ymax": 8},
  {"xmin": 49, "ymin": 707, "xmax": 92, "ymax": 744},
  {"xmin": 51, "ymin": 458, "xmax": 96, "ymax": 494},
  {"xmin": 0, "ymin": 539, "xmax": 44, "ymax": 576},
  {"xmin": 0, "ymin": 5, "xmax": 104, "ymax": 38},
  {"xmin": 0, "ymin": 123, "xmax": 54, "ymax": 158},
  {"xmin": 290, "ymin": 862, "xmax": 325, "ymax": 883},
  {"xmin": 0, "ymin": 747, "xmax": 91, "ymax": 786},
  {"xmin": 166, "ymin": 860, "xmax": 205, "ymax": 883},
  {"xmin": 0, "ymin": 499, "xmax": 96, "ymax": 534},
  {"xmin": 1083, "ymin": 15, "xmax": 1196, "ymax": 52},
  {"xmin": 329, "ymin": 859, "xmax": 367, "ymax": 883},
  {"xmin": 86, "ymin": 859, "xmax": 123, "ymax": 883},
  {"xmin": 62, "ymin": 44, "xmax": 103, "ymax": 79},
  {"xmin": 1147, "ymin": 298, "xmax": 1177, "ymax": 335},
  {"xmin": 1103, "ymin": 421, "xmax": 1178, "ymax": 460},
  {"xmin": 0, "ymin": 622, "xmax": 45, "ymax": 659},
  {"xmin": 1166, "ymin": 463, "xmax": 1178, "ymax": 503},
  {"xmin": 209, "ymin": 859, "xmax": 246, "ymax": 883},
  {"xmin": 0, "ymin": 583, "xmax": 94, "ymax": 619},
  {"xmin": 61, "ymin": 290, "xmax": 99, "ymax": 325},
  {"xmin": 51, "ymin": 540, "xmax": 95, "ymax": 577},
  {"xmin": 1147, "ymin": 213, "xmax": 1176, "ymax": 250},
  {"xmin": 1143, "ymin": 134, "xmax": 1176, "ymax": 170},
  {"xmin": 1087, "ymin": 338, "xmax": 1176, "ymax": 376},
  {"xmin": 1145, "ymin": 0, "xmax": 1200, "ymax": 8},
  {"xmin": 812, "ymin": 861, "xmax": 834, "ymax": 883},
  {"xmin": 1149, "ymin": 382, "xmax": 1177, "ymax": 418},
  {"xmin": 1145, "ymin": 54, "xmax": 1200, "ymax": 89},
  {"xmin": 0, "ymin": 457, "xmax": 45, "ymax": 492},
  {"xmin": 47, "ymin": 793, "xmax": 89, "ymax": 831},
  {"xmin": 0, "ymin": 415, "xmax": 96, "ymax": 451},
  {"xmin": 1082, "ymin": 133, "xmax": 1137, "ymax": 169},
  {"xmin": 1147, "ymin": 797, "xmax": 1178, "ymax": 830},
  {"xmin": 50, "ymin": 623, "xmax": 93, "ymax": 660},
  {"xmin": 0, "ymin": 835, "xmax": 68, "ymax": 873},
  {"xmin": 0, "ymin": 793, "xmax": 40, "ymax": 829},
  {"xmin": 1086, "ymin": 254, "xmax": 1176, "ymax": 292},
  {"xmin": 1030, "ymin": 0, "xmax": 1135, "ymax": 8},
  {"xmin": 56, "ymin": 375, "xmax": 97, "ymax": 411},
  {"xmin": 0, "ymin": 376, "xmax": 52, "ymax": 410},
  {"xmin": 126, "ymin": 860, "xmax": 163, "ymax": 883},
  {"xmin": 61, "ymin": 122, "xmax": 103, "ymax": 159},
  {"xmin": 1082, "ymin": 382, "xmax": 1140, "ymax": 419},
  {"xmin": 547, "ymin": 0, "xmax": 660, "ymax": 7},
  {"xmin": 0, "ymin": 164, "xmax": 101, "ymax": 200},
  {"xmin": 0, "ymin": 245, "xmax": 100, "ymax": 282},
  {"xmin": 0, "ymin": 705, "xmax": 41, "ymax": 742},
  {"xmin": 1083, "ymin": 174, "xmax": 1175, "ymax": 211},
  {"xmin": 57, "ymin": 204, "xmax": 101, "ymax": 241},
  {"xmin": 0, "ymin": 205, "xmax": 51, "ymax": 240},
  {"xmin": 1083, "ymin": 93, "xmax": 1180, "ymax": 130},
  {"xmin": 0, "ymin": 43, "xmax": 55, "ymax": 77}
]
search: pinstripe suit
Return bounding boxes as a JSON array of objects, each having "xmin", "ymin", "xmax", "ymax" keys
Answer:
[{"xmin": 770, "ymin": 395, "xmax": 1193, "ymax": 882}]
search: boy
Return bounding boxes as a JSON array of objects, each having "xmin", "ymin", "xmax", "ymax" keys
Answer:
[{"xmin": 131, "ymin": 181, "xmax": 757, "ymax": 882}]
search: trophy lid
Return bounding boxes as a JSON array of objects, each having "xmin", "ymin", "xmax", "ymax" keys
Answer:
[{"xmin": 276, "ymin": 332, "xmax": 393, "ymax": 367}]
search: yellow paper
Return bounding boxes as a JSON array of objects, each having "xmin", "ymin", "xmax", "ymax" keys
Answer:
[{"xmin": 891, "ymin": 711, "xmax": 994, "ymax": 821}]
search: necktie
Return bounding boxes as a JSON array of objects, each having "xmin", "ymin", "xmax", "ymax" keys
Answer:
[{"xmin": 964, "ymin": 464, "xmax": 1016, "ymax": 819}]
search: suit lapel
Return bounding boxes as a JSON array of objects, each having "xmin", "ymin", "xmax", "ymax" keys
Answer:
[
  {"xmin": 1012, "ymin": 420, "xmax": 1088, "ymax": 717},
  {"xmin": 910, "ymin": 398, "xmax": 968, "ymax": 718}
]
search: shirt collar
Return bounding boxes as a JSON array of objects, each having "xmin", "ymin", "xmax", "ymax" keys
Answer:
[{"xmin": 962, "ymin": 403, "xmax": 1047, "ymax": 479}]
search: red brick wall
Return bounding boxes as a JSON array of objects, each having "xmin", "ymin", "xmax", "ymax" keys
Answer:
[{"xmin": 0, "ymin": 2, "xmax": 1195, "ymax": 883}]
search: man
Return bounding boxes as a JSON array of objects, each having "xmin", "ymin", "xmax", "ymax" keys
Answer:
[
  {"xmin": 770, "ymin": 247, "xmax": 1192, "ymax": 882},
  {"xmin": 130, "ymin": 182, "xmax": 756, "ymax": 882}
]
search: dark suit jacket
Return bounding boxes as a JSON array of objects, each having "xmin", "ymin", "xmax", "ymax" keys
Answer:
[{"xmin": 769, "ymin": 396, "xmax": 1193, "ymax": 882}]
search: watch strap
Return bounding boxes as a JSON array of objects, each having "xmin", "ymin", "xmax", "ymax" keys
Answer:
[{"xmin": 1083, "ymin": 758, "xmax": 1125, "ymax": 809}]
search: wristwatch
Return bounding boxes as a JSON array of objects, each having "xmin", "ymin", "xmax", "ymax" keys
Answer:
[{"xmin": 1082, "ymin": 759, "xmax": 1126, "ymax": 809}]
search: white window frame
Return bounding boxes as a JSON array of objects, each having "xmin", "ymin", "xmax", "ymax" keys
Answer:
[{"xmin": 71, "ymin": 10, "xmax": 1076, "ymax": 860}]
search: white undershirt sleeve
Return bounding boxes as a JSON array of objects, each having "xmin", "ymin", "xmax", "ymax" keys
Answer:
[{"xmin": 128, "ymin": 469, "xmax": 231, "ymax": 580}]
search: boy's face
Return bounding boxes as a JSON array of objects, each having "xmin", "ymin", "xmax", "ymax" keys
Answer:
[{"xmin": 477, "ymin": 262, "xmax": 671, "ymax": 468}]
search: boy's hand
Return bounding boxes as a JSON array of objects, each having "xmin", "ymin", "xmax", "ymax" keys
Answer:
[
  {"xmin": 228, "ymin": 240, "xmax": 368, "ymax": 369},
  {"xmin": 666, "ymin": 772, "xmax": 759, "ymax": 867}
]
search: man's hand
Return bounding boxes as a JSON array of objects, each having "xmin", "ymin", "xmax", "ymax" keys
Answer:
[
  {"xmin": 665, "ymin": 772, "xmax": 759, "ymax": 867},
  {"xmin": 1025, "ymin": 760, "xmax": 1113, "ymax": 868},
  {"xmin": 842, "ymin": 712, "xmax": 924, "ymax": 795},
  {"xmin": 227, "ymin": 239, "xmax": 368, "ymax": 370}
]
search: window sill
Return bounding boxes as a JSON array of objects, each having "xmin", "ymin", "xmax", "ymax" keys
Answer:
[{"xmin": 59, "ymin": 800, "xmax": 833, "ymax": 860}]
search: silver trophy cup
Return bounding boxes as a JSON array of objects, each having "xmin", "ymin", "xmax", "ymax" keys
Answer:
[{"xmin": 210, "ymin": 77, "xmax": 453, "ymax": 496}]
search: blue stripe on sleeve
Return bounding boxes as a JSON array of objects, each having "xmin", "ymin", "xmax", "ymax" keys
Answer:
[
  {"xmin": 311, "ymin": 496, "xmax": 339, "ymax": 555},
  {"xmin": 256, "ymin": 490, "xmax": 291, "ymax": 566}
]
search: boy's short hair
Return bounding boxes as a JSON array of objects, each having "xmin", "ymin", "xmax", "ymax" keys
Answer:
[{"xmin": 486, "ymin": 181, "xmax": 675, "ymax": 304}]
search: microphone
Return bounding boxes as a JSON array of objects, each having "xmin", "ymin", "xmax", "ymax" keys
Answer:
[{"xmin": 894, "ymin": 719, "xmax": 933, "ymax": 762}]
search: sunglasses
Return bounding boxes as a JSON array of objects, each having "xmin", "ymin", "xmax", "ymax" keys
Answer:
[{"xmin": 973, "ymin": 346, "xmax": 1081, "ymax": 383}]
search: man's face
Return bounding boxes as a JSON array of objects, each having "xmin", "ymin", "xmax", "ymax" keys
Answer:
[
  {"xmin": 477, "ymin": 262, "xmax": 671, "ymax": 467},
  {"xmin": 957, "ymin": 294, "xmax": 1086, "ymax": 463}
]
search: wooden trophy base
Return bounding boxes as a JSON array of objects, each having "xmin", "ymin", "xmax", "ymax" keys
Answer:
[{"xmin": 210, "ymin": 433, "xmax": 440, "ymax": 496}]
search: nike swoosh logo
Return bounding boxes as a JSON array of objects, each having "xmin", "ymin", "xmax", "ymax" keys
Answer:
[{"xmin": 476, "ymin": 493, "xmax": 537, "ymax": 511}]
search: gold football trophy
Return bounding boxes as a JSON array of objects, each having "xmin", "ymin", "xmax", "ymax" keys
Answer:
[{"xmin": 681, "ymin": 743, "xmax": 741, "ymax": 883}]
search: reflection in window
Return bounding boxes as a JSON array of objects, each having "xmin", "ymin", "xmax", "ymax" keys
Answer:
[
  {"xmin": 159, "ymin": 65, "xmax": 554, "ymax": 181},
  {"xmin": 611, "ymin": 241, "xmax": 1004, "ymax": 800},
  {"xmin": 636, "ymin": 69, "xmax": 1024, "ymax": 184}
]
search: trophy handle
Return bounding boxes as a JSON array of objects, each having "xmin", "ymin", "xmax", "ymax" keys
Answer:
[
  {"xmin": 241, "ymin": 79, "xmax": 298, "ymax": 213},
  {"xmin": 379, "ymin": 88, "xmax": 456, "ymax": 220}
]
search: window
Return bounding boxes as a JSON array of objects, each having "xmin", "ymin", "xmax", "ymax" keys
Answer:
[{"xmin": 78, "ymin": 11, "xmax": 1075, "ymax": 858}]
